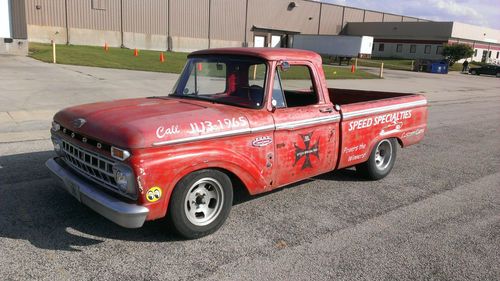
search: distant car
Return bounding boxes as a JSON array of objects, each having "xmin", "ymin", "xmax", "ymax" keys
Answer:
[{"xmin": 468, "ymin": 64, "xmax": 500, "ymax": 77}]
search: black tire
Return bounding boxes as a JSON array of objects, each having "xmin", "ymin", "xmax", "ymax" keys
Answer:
[
  {"xmin": 169, "ymin": 169, "xmax": 233, "ymax": 239},
  {"xmin": 496, "ymin": 72, "xmax": 500, "ymax": 78},
  {"xmin": 471, "ymin": 70, "xmax": 478, "ymax": 75},
  {"xmin": 356, "ymin": 138, "xmax": 397, "ymax": 180}
]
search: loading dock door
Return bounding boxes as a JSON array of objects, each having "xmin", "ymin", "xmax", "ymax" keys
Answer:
[
  {"xmin": 254, "ymin": 36, "xmax": 266, "ymax": 47},
  {"xmin": 271, "ymin": 35, "xmax": 281, "ymax": 48}
]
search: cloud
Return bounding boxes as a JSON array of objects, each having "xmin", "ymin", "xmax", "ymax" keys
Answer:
[{"xmin": 319, "ymin": 0, "xmax": 499, "ymax": 29}]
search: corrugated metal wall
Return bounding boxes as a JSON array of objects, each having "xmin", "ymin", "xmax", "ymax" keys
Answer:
[
  {"xmin": 247, "ymin": 0, "xmax": 320, "ymax": 40},
  {"xmin": 383, "ymin": 13, "xmax": 403, "ymax": 22},
  {"xmin": 210, "ymin": 0, "xmax": 246, "ymax": 41},
  {"xmin": 170, "ymin": 0, "xmax": 209, "ymax": 38},
  {"xmin": 123, "ymin": 0, "xmax": 167, "ymax": 35},
  {"xmin": 318, "ymin": 4, "xmax": 343, "ymax": 34},
  {"xmin": 343, "ymin": 7, "xmax": 364, "ymax": 25},
  {"xmin": 11, "ymin": 0, "xmax": 28, "ymax": 39},
  {"xmin": 364, "ymin": 11, "xmax": 383, "ymax": 22},
  {"xmin": 403, "ymin": 16, "xmax": 418, "ymax": 22},
  {"xmin": 67, "ymin": 0, "xmax": 121, "ymax": 31},
  {"xmin": 22, "ymin": 0, "xmax": 429, "ymax": 50},
  {"xmin": 25, "ymin": 0, "xmax": 65, "ymax": 27}
]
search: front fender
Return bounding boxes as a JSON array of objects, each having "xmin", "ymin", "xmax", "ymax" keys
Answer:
[{"xmin": 131, "ymin": 144, "xmax": 269, "ymax": 220}]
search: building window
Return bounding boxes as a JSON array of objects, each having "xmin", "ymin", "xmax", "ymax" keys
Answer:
[
  {"xmin": 488, "ymin": 51, "xmax": 492, "ymax": 58},
  {"xmin": 424, "ymin": 45, "xmax": 431, "ymax": 54},
  {"xmin": 474, "ymin": 49, "xmax": 477, "ymax": 56},
  {"xmin": 378, "ymin": 43, "xmax": 385, "ymax": 52},
  {"xmin": 436, "ymin": 46, "xmax": 443, "ymax": 55},
  {"xmin": 410, "ymin": 45, "xmax": 416, "ymax": 53},
  {"xmin": 92, "ymin": 0, "xmax": 106, "ymax": 10},
  {"xmin": 497, "ymin": 51, "xmax": 499, "ymax": 59},
  {"xmin": 396, "ymin": 44, "xmax": 403, "ymax": 53}
]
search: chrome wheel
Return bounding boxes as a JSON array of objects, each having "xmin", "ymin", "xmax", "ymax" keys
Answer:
[
  {"xmin": 374, "ymin": 139, "xmax": 393, "ymax": 171},
  {"xmin": 184, "ymin": 177, "xmax": 224, "ymax": 226}
]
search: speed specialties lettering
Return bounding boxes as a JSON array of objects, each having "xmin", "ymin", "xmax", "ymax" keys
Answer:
[
  {"xmin": 188, "ymin": 116, "xmax": 248, "ymax": 134},
  {"xmin": 348, "ymin": 110, "xmax": 412, "ymax": 132},
  {"xmin": 294, "ymin": 132, "xmax": 319, "ymax": 170}
]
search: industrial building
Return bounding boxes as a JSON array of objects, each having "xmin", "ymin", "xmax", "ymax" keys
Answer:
[
  {"xmin": 345, "ymin": 21, "xmax": 500, "ymax": 63},
  {"xmin": 1, "ymin": 0, "xmax": 499, "ymax": 64}
]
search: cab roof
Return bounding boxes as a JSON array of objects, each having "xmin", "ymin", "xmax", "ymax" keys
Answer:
[{"xmin": 189, "ymin": 48, "xmax": 322, "ymax": 63}]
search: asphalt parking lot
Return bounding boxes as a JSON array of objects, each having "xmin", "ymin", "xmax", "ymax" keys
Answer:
[{"xmin": 0, "ymin": 55, "xmax": 499, "ymax": 280}]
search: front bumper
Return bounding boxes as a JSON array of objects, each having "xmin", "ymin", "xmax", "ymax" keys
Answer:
[{"xmin": 45, "ymin": 157, "xmax": 149, "ymax": 228}]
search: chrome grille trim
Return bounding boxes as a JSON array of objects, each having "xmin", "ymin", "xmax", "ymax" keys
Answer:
[{"xmin": 62, "ymin": 140, "xmax": 118, "ymax": 191}]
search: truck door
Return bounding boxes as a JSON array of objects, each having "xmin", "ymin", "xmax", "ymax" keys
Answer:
[{"xmin": 270, "ymin": 62, "xmax": 340, "ymax": 187}]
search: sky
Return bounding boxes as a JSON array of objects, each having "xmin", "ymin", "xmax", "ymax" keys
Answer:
[{"xmin": 320, "ymin": 0, "xmax": 500, "ymax": 30}]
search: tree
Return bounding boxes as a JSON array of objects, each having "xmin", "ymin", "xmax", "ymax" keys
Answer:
[{"xmin": 442, "ymin": 44, "xmax": 474, "ymax": 66}]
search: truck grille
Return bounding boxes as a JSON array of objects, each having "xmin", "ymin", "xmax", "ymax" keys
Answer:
[{"xmin": 62, "ymin": 140, "xmax": 118, "ymax": 190}]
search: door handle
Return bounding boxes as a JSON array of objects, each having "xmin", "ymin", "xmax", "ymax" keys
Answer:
[{"xmin": 319, "ymin": 108, "xmax": 333, "ymax": 113}]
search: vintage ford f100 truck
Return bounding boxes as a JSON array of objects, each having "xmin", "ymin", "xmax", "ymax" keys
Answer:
[{"xmin": 46, "ymin": 48, "xmax": 427, "ymax": 238}]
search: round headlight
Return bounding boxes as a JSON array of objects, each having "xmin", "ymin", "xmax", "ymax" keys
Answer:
[
  {"xmin": 51, "ymin": 136, "xmax": 64, "ymax": 156},
  {"xmin": 114, "ymin": 169, "xmax": 128, "ymax": 192},
  {"xmin": 51, "ymin": 121, "xmax": 61, "ymax": 132}
]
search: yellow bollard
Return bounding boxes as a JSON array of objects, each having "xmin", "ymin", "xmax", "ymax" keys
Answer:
[
  {"xmin": 51, "ymin": 40, "xmax": 56, "ymax": 64},
  {"xmin": 379, "ymin": 62, "xmax": 384, "ymax": 78}
]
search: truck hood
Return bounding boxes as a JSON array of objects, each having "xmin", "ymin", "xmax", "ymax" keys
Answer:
[{"xmin": 54, "ymin": 97, "xmax": 251, "ymax": 149}]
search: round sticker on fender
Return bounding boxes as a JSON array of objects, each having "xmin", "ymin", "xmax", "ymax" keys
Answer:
[{"xmin": 146, "ymin": 187, "xmax": 162, "ymax": 202}]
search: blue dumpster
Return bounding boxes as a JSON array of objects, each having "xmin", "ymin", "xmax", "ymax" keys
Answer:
[{"xmin": 429, "ymin": 61, "xmax": 449, "ymax": 74}]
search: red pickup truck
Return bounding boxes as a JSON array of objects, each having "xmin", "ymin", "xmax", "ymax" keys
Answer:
[{"xmin": 46, "ymin": 48, "xmax": 427, "ymax": 238}]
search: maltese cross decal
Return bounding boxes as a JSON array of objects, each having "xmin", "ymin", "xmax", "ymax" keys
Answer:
[{"xmin": 294, "ymin": 132, "xmax": 320, "ymax": 169}]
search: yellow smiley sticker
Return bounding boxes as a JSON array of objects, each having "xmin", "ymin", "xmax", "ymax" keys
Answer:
[{"xmin": 146, "ymin": 187, "xmax": 162, "ymax": 202}]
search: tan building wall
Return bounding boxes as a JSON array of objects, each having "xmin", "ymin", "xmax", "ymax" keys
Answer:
[
  {"xmin": 343, "ymin": 7, "xmax": 364, "ymax": 28},
  {"xmin": 364, "ymin": 11, "xmax": 383, "ymax": 22},
  {"xmin": 318, "ymin": 4, "xmax": 343, "ymax": 35},
  {"xmin": 383, "ymin": 14, "xmax": 403, "ymax": 22},
  {"xmin": 23, "ymin": 0, "xmax": 433, "ymax": 52},
  {"xmin": 246, "ymin": 0, "xmax": 320, "ymax": 44}
]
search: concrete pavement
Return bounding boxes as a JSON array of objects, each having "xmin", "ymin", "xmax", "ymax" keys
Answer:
[{"xmin": 0, "ymin": 55, "xmax": 499, "ymax": 280}]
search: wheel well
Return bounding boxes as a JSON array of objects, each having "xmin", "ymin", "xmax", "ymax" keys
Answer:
[
  {"xmin": 212, "ymin": 168, "xmax": 250, "ymax": 204},
  {"xmin": 395, "ymin": 137, "xmax": 404, "ymax": 148}
]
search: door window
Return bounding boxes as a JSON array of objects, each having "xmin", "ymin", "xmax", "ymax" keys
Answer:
[{"xmin": 275, "ymin": 65, "xmax": 319, "ymax": 108}]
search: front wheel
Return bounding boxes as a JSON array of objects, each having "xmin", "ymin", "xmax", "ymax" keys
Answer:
[
  {"xmin": 496, "ymin": 72, "xmax": 500, "ymax": 78},
  {"xmin": 169, "ymin": 169, "xmax": 233, "ymax": 239},
  {"xmin": 471, "ymin": 70, "xmax": 478, "ymax": 75},
  {"xmin": 356, "ymin": 138, "xmax": 397, "ymax": 180}
]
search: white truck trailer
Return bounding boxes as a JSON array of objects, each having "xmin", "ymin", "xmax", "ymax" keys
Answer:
[{"xmin": 291, "ymin": 35, "xmax": 374, "ymax": 64}]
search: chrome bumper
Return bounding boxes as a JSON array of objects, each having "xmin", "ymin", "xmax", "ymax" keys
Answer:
[{"xmin": 45, "ymin": 157, "xmax": 149, "ymax": 228}]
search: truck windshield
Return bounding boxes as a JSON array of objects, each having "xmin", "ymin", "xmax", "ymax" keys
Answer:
[{"xmin": 169, "ymin": 56, "xmax": 267, "ymax": 109}]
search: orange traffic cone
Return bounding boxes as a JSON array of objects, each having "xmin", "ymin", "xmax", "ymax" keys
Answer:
[
  {"xmin": 134, "ymin": 48, "xmax": 138, "ymax": 57},
  {"xmin": 104, "ymin": 42, "xmax": 109, "ymax": 52},
  {"xmin": 160, "ymin": 52, "xmax": 165, "ymax": 63},
  {"xmin": 351, "ymin": 64, "xmax": 355, "ymax": 73}
]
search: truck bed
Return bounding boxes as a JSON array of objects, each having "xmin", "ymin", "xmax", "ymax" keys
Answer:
[{"xmin": 328, "ymin": 88, "xmax": 414, "ymax": 105}]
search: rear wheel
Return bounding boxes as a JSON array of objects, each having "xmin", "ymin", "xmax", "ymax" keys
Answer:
[
  {"xmin": 356, "ymin": 138, "xmax": 397, "ymax": 180},
  {"xmin": 471, "ymin": 70, "xmax": 478, "ymax": 75},
  {"xmin": 169, "ymin": 169, "xmax": 233, "ymax": 239},
  {"xmin": 496, "ymin": 72, "xmax": 500, "ymax": 78}
]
